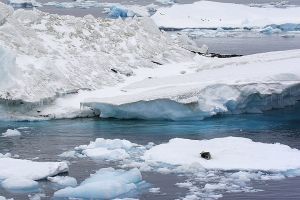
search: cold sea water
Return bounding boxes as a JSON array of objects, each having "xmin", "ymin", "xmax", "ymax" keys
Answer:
[{"xmin": 0, "ymin": 103, "xmax": 300, "ymax": 199}]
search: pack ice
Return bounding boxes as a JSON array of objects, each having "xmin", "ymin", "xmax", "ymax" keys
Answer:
[{"xmin": 151, "ymin": 1, "xmax": 300, "ymax": 29}]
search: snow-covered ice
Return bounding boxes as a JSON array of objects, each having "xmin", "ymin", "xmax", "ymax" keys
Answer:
[
  {"xmin": 1, "ymin": 129, "xmax": 21, "ymax": 137},
  {"xmin": 143, "ymin": 137, "xmax": 300, "ymax": 171},
  {"xmin": 47, "ymin": 176, "xmax": 77, "ymax": 187},
  {"xmin": 54, "ymin": 168, "xmax": 143, "ymax": 199},
  {"xmin": 0, "ymin": 2, "xmax": 194, "ymax": 120},
  {"xmin": 152, "ymin": 1, "xmax": 300, "ymax": 29},
  {"xmin": 63, "ymin": 138, "xmax": 138, "ymax": 161},
  {"xmin": 0, "ymin": 158, "xmax": 68, "ymax": 180},
  {"xmin": 82, "ymin": 50, "xmax": 300, "ymax": 120}
]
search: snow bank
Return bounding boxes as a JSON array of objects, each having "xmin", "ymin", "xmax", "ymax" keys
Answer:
[
  {"xmin": 54, "ymin": 168, "xmax": 143, "ymax": 199},
  {"xmin": 47, "ymin": 176, "xmax": 77, "ymax": 187},
  {"xmin": 151, "ymin": 1, "xmax": 300, "ymax": 29},
  {"xmin": 143, "ymin": 137, "xmax": 300, "ymax": 171},
  {"xmin": 0, "ymin": 3, "xmax": 192, "ymax": 119},
  {"xmin": 83, "ymin": 50, "xmax": 300, "ymax": 120},
  {"xmin": 0, "ymin": 158, "xmax": 68, "ymax": 180},
  {"xmin": 1, "ymin": 129, "xmax": 21, "ymax": 137}
]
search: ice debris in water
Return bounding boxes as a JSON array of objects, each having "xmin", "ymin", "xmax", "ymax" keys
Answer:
[
  {"xmin": 7, "ymin": 0, "xmax": 41, "ymax": 8},
  {"xmin": 0, "ymin": 196, "xmax": 13, "ymax": 200},
  {"xmin": 1, "ymin": 129, "xmax": 21, "ymax": 137},
  {"xmin": 1, "ymin": 178, "xmax": 39, "ymax": 192},
  {"xmin": 67, "ymin": 138, "xmax": 139, "ymax": 161},
  {"xmin": 47, "ymin": 176, "xmax": 77, "ymax": 187},
  {"xmin": 54, "ymin": 168, "xmax": 144, "ymax": 199},
  {"xmin": 64, "ymin": 137, "xmax": 300, "ymax": 199}
]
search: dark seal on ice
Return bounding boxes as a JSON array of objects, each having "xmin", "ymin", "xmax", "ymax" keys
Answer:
[{"xmin": 200, "ymin": 151, "xmax": 212, "ymax": 160}]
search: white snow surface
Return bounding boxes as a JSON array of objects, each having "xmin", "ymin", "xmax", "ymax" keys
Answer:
[
  {"xmin": 0, "ymin": 158, "xmax": 68, "ymax": 180},
  {"xmin": 0, "ymin": 2, "xmax": 192, "ymax": 104},
  {"xmin": 82, "ymin": 50, "xmax": 300, "ymax": 120},
  {"xmin": 143, "ymin": 137, "xmax": 300, "ymax": 171},
  {"xmin": 54, "ymin": 168, "xmax": 143, "ymax": 199},
  {"xmin": 151, "ymin": 1, "xmax": 300, "ymax": 29},
  {"xmin": 1, "ymin": 129, "xmax": 21, "ymax": 137}
]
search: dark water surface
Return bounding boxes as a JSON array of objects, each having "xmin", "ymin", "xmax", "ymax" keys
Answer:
[{"xmin": 1, "ymin": 103, "xmax": 300, "ymax": 199}]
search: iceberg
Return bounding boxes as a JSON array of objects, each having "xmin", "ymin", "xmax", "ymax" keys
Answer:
[
  {"xmin": 82, "ymin": 50, "xmax": 300, "ymax": 120},
  {"xmin": 0, "ymin": 2, "xmax": 192, "ymax": 120},
  {"xmin": 54, "ymin": 168, "xmax": 143, "ymax": 199},
  {"xmin": 151, "ymin": 1, "xmax": 300, "ymax": 29},
  {"xmin": 1, "ymin": 129, "xmax": 21, "ymax": 137}
]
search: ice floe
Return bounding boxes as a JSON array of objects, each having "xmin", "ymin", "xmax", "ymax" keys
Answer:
[
  {"xmin": 1, "ymin": 129, "xmax": 21, "ymax": 137},
  {"xmin": 54, "ymin": 168, "xmax": 144, "ymax": 199},
  {"xmin": 47, "ymin": 176, "xmax": 77, "ymax": 187},
  {"xmin": 1, "ymin": 178, "xmax": 39, "ymax": 192},
  {"xmin": 151, "ymin": 1, "xmax": 300, "ymax": 29},
  {"xmin": 143, "ymin": 137, "xmax": 300, "ymax": 171},
  {"xmin": 0, "ymin": 158, "xmax": 68, "ymax": 180},
  {"xmin": 63, "ymin": 138, "xmax": 139, "ymax": 161},
  {"xmin": 62, "ymin": 136, "xmax": 300, "ymax": 199}
]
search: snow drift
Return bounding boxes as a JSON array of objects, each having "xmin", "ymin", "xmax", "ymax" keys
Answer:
[
  {"xmin": 0, "ymin": 2, "xmax": 192, "ymax": 103},
  {"xmin": 151, "ymin": 1, "xmax": 300, "ymax": 29}
]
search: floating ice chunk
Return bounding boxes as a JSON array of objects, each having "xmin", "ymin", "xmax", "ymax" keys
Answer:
[
  {"xmin": 54, "ymin": 168, "xmax": 143, "ymax": 199},
  {"xmin": 73, "ymin": 138, "xmax": 137, "ymax": 161},
  {"xmin": 155, "ymin": 0, "xmax": 175, "ymax": 5},
  {"xmin": 0, "ymin": 158, "xmax": 68, "ymax": 180},
  {"xmin": 0, "ymin": 196, "xmax": 13, "ymax": 200},
  {"xmin": 143, "ymin": 137, "xmax": 300, "ymax": 171},
  {"xmin": 8, "ymin": 0, "xmax": 42, "ymax": 8},
  {"xmin": 149, "ymin": 187, "xmax": 160, "ymax": 193},
  {"xmin": 47, "ymin": 176, "xmax": 77, "ymax": 187},
  {"xmin": 108, "ymin": 6, "xmax": 134, "ymax": 18},
  {"xmin": 28, "ymin": 193, "xmax": 46, "ymax": 200},
  {"xmin": 151, "ymin": 1, "xmax": 300, "ymax": 29},
  {"xmin": 1, "ymin": 178, "xmax": 39, "ymax": 192},
  {"xmin": 82, "ymin": 148, "xmax": 130, "ymax": 161},
  {"xmin": 0, "ymin": 153, "xmax": 11, "ymax": 158},
  {"xmin": 1, "ymin": 129, "xmax": 21, "ymax": 137}
]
